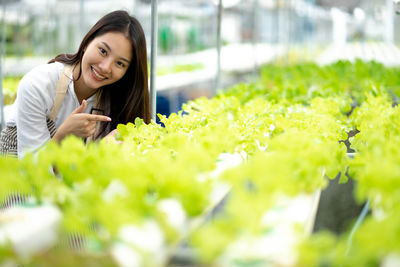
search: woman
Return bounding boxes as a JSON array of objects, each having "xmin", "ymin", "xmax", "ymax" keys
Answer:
[{"xmin": 0, "ymin": 10, "xmax": 150, "ymax": 158}]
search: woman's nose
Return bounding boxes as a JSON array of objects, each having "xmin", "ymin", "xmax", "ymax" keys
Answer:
[{"xmin": 99, "ymin": 58, "xmax": 112, "ymax": 74}]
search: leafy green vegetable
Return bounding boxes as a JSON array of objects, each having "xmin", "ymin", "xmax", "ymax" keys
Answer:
[{"xmin": 1, "ymin": 60, "xmax": 400, "ymax": 266}]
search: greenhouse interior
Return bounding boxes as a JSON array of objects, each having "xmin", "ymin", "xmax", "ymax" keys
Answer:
[{"xmin": 1, "ymin": 0, "xmax": 400, "ymax": 266}]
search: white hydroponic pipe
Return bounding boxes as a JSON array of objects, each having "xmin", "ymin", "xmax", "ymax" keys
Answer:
[{"xmin": 150, "ymin": 0, "xmax": 158, "ymax": 122}]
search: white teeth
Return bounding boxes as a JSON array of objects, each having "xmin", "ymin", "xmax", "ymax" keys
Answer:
[{"xmin": 92, "ymin": 66, "xmax": 106, "ymax": 79}]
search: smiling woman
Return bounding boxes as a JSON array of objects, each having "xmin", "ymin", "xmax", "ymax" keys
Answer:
[
  {"xmin": 0, "ymin": 10, "xmax": 150, "ymax": 158},
  {"xmin": 75, "ymin": 32, "xmax": 133, "ymax": 102}
]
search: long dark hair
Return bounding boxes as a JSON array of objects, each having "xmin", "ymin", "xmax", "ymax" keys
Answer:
[{"xmin": 49, "ymin": 10, "xmax": 150, "ymax": 139}]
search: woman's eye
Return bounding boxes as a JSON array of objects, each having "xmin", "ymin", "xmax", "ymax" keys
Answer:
[
  {"xmin": 99, "ymin": 48, "xmax": 107, "ymax": 55},
  {"xmin": 117, "ymin": 61, "xmax": 125, "ymax": 68}
]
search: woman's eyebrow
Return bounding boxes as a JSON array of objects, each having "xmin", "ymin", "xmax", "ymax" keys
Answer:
[{"xmin": 101, "ymin": 41, "xmax": 131, "ymax": 64}]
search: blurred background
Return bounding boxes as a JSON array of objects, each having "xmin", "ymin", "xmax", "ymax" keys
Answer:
[{"xmin": 1, "ymin": 0, "xmax": 400, "ymax": 120}]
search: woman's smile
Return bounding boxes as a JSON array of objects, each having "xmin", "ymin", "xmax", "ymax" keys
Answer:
[{"xmin": 91, "ymin": 66, "xmax": 107, "ymax": 81}]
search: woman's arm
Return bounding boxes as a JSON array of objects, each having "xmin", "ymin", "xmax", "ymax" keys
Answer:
[
  {"xmin": 52, "ymin": 99, "xmax": 111, "ymax": 143},
  {"xmin": 16, "ymin": 75, "xmax": 55, "ymax": 158}
]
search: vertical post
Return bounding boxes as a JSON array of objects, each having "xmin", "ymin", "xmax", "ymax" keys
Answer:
[
  {"xmin": 273, "ymin": 0, "xmax": 279, "ymax": 63},
  {"xmin": 384, "ymin": 0, "xmax": 394, "ymax": 43},
  {"xmin": 0, "ymin": 1, "xmax": 6, "ymax": 131},
  {"xmin": 215, "ymin": 0, "xmax": 222, "ymax": 95},
  {"xmin": 132, "ymin": 0, "xmax": 136, "ymax": 13},
  {"xmin": 307, "ymin": 0, "xmax": 315, "ymax": 61},
  {"xmin": 287, "ymin": 0, "xmax": 293, "ymax": 63},
  {"xmin": 252, "ymin": 0, "xmax": 259, "ymax": 77},
  {"xmin": 277, "ymin": 0, "xmax": 285, "ymax": 63},
  {"xmin": 331, "ymin": 8, "xmax": 347, "ymax": 46},
  {"xmin": 79, "ymin": 0, "xmax": 85, "ymax": 38},
  {"xmin": 150, "ymin": 0, "xmax": 158, "ymax": 122}
]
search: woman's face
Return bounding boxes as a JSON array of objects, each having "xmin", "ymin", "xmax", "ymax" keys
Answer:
[{"xmin": 79, "ymin": 31, "xmax": 133, "ymax": 91}]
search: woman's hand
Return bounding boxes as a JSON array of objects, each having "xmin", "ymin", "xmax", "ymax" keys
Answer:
[
  {"xmin": 104, "ymin": 129, "xmax": 123, "ymax": 144},
  {"xmin": 52, "ymin": 100, "xmax": 111, "ymax": 143}
]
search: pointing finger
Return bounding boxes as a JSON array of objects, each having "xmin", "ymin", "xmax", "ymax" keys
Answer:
[{"xmin": 86, "ymin": 114, "xmax": 112, "ymax": 122}]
